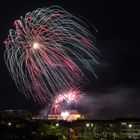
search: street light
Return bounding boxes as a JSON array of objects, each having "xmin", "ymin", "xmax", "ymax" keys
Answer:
[
  {"xmin": 128, "ymin": 124, "xmax": 132, "ymax": 128},
  {"xmin": 86, "ymin": 123, "xmax": 90, "ymax": 127},
  {"xmin": 8, "ymin": 122, "xmax": 12, "ymax": 126},
  {"xmin": 86, "ymin": 123, "xmax": 90, "ymax": 136},
  {"xmin": 91, "ymin": 123, "xmax": 93, "ymax": 127},
  {"xmin": 56, "ymin": 123, "xmax": 59, "ymax": 127},
  {"xmin": 128, "ymin": 124, "xmax": 133, "ymax": 139}
]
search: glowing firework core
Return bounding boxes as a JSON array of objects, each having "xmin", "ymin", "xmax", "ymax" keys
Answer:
[
  {"xmin": 32, "ymin": 42, "xmax": 40, "ymax": 50},
  {"xmin": 61, "ymin": 111, "xmax": 69, "ymax": 120}
]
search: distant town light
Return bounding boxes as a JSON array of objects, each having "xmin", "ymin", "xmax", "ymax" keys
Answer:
[
  {"xmin": 121, "ymin": 122, "xmax": 127, "ymax": 125},
  {"xmin": 91, "ymin": 123, "xmax": 93, "ymax": 127},
  {"xmin": 70, "ymin": 128, "xmax": 73, "ymax": 132},
  {"xmin": 128, "ymin": 124, "xmax": 132, "ymax": 128},
  {"xmin": 56, "ymin": 123, "xmax": 59, "ymax": 127},
  {"xmin": 8, "ymin": 122, "xmax": 12, "ymax": 126},
  {"xmin": 86, "ymin": 123, "xmax": 90, "ymax": 127},
  {"xmin": 110, "ymin": 124, "xmax": 113, "ymax": 127}
]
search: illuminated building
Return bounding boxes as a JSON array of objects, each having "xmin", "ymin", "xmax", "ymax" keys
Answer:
[{"xmin": 48, "ymin": 109, "xmax": 82, "ymax": 121}]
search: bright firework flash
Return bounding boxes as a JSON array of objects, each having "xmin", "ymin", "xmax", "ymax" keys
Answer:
[
  {"xmin": 50, "ymin": 87, "xmax": 83, "ymax": 114},
  {"xmin": 4, "ymin": 6, "xmax": 98, "ymax": 105},
  {"xmin": 60, "ymin": 111, "xmax": 70, "ymax": 120}
]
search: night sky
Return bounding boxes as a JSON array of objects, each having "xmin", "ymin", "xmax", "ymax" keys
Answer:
[{"xmin": 0, "ymin": 0, "xmax": 140, "ymax": 119}]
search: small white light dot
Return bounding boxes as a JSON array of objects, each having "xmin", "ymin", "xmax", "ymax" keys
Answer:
[
  {"xmin": 86, "ymin": 123, "xmax": 90, "ymax": 127},
  {"xmin": 128, "ymin": 124, "xmax": 132, "ymax": 128},
  {"xmin": 8, "ymin": 122, "xmax": 12, "ymax": 126},
  {"xmin": 56, "ymin": 123, "xmax": 59, "ymax": 127}
]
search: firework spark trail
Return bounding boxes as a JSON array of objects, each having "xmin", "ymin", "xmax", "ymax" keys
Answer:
[{"xmin": 4, "ymin": 6, "xmax": 98, "ymax": 104}]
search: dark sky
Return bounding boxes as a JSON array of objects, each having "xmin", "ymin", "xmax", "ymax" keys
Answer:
[{"xmin": 0, "ymin": 0, "xmax": 140, "ymax": 119}]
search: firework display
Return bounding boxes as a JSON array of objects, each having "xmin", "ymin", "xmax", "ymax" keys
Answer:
[
  {"xmin": 51, "ymin": 87, "xmax": 82, "ymax": 113},
  {"xmin": 4, "ymin": 6, "xmax": 98, "ymax": 104}
]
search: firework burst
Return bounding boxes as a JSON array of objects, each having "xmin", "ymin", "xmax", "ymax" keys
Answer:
[
  {"xmin": 51, "ymin": 87, "xmax": 82, "ymax": 113},
  {"xmin": 4, "ymin": 6, "xmax": 98, "ymax": 104}
]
